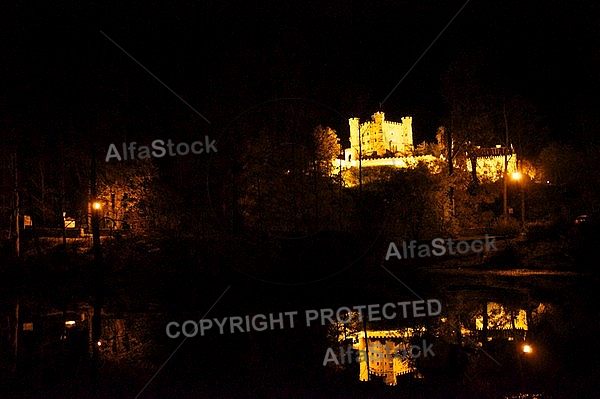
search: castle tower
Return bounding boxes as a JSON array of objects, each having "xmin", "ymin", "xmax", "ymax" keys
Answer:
[
  {"xmin": 348, "ymin": 117, "xmax": 360, "ymax": 161},
  {"xmin": 399, "ymin": 116, "xmax": 413, "ymax": 154}
]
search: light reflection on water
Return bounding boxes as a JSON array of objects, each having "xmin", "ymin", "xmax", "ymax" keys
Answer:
[
  {"xmin": 328, "ymin": 298, "xmax": 546, "ymax": 388},
  {"xmin": 0, "ymin": 272, "xmax": 597, "ymax": 398}
]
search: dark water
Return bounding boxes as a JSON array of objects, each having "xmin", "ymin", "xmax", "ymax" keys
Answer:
[{"xmin": 1, "ymin": 266, "xmax": 598, "ymax": 399}]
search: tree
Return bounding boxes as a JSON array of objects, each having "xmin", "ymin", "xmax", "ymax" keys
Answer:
[
  {"xmin": 504, "ymin": 94, "xmax": 550, "ymax": 162},
  {"xmin": 310, "ymin": 125, "xmax": 341, "ymax": 176},
  {"xmin": 96, "ymin": 159, "xmax": 160, "ymax": 232},
  {"xmin": 443, "ymin": 52, "xmax": 508, "ymax": 186},
  {"xmin": 414, "ymin": 140, "xmax": 443, "ymax": 157}
]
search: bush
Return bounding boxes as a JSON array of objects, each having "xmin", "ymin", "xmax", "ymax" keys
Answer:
[{"xmin": 489, "ymin": 217, "xmax": 521, "ymax": 237}]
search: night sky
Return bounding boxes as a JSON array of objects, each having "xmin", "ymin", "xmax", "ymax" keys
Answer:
[{"xmin": 2, "ymin": 0, "xmax": 599, "ymax": 147}]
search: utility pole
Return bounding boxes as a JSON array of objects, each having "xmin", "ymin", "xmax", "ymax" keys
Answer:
[
  {"xmin": 90, "ymin": 139, "xmax": 103, "ymax": 388},
  {"xmin": 521, "ymin": 185, "xmax": 525, "ymax": 227},
  {"xmin": 446, "ymin": 125, "xmax": 455, "ymax": 216},
  {"xmin": 13, "ymin": 151, "xmax": 19, "ymax": 259},
  {"xmin": 338, "ymin": 149, "xmax": 343, "ymax": 230},
  {"xmin": 61, "ymin": 126, "xmax": 67, "ymax": 248},
  {"xmin": 482, "ymin": 300, "xmax": 489, "ymax": 344},
  {"xmin": 358, "ymin": 123, "xmax": 362, "ymax": 199},
  {"xmin": 503, "ymin": 103, "xmax": 509, "ymax": 222},
  {"xmin": 520, "ymin": 163, "xmax": 526, "ymax": 228},
  {"xmin": 10, "ymin": 302, "xmax": 18, "ymax": 375},
  {"xmin": 363, "ymin": 317, "xmax": 370, "ymax": 381},
  {"xmin": 91, "ymin": 144, "xmax": 102, "ymax": 266},
  {"xmin": 447, "ymin": 126, "xmax": 453, "ymax": 175}
]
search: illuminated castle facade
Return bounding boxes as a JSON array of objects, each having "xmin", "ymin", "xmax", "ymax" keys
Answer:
[
  {"xmin": 347, "ymin": 112, "xmax": 413, "ymax": 161},
  {"xmin": 333, "ymin": 112, "xmax": 522, "ymax": 184}
]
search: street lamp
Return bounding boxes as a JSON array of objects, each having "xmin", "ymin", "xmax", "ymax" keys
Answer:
[
  {"xmin": 86, "ymin": 201, "xmax": 103, "ymax": 234},
  {"xmin": 511, "ymin": 172, "xmax": 525, "ymax": 229},
  {"xmin": 519, "ymin": 342, "xmax": 533, "ymax": 391}
]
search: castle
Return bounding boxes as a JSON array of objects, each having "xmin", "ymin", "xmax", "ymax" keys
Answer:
[
  {"xmin": 347, "ymin": 112, "xmax": 413, "ymax": 160},
  {"xmin": 333, "ymin": 112, "xmax": 519, "ymax": 184}
]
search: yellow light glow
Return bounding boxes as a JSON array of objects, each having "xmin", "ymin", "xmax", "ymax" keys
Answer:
[
  {"xmin": 97, "ymin": 341, "xmax": 102, "ymax": 347},
  {"xmin": 93, "ymin": 202, "xmax": 102, "ymax": 210},
  {"xmin": 523, "ymin": 344, "xmax": 532, "ymax": 353},
  {"xmin": 475, "ymin": 303, "xmax": 528, "ymax": 331},
  {"xmin": 512, "ymin": 172, "xmax": 522, "ymax": 180},
  {"xmin": 65, "ymin": 321, "xmax": 76, "ymax": 326}
]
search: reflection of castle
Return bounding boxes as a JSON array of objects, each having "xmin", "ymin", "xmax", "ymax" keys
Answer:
[
  {"xmin": 354, "ymin": 329, "xmax": 416, "ymax": 385},
  {"xmin": 333, "ymin": 301, "xmax": 547, "ymax": 386},
  {"xmin": 341, "ymin": 327, "xmax": 420, "ymax": 386},
  {"xmin": 333, "ymin": 112, "xmax": 521, "ymax": 183}
]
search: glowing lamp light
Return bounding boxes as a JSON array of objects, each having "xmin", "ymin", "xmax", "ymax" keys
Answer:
[
  {"xmin": 93, "ymin": 202, "xmax": 102, "ymax": 210},
  {"xmin": 65, "ymin": 321, "xmax": 76, "ymax": 327},
  {"xmin": 512, "ymin": 172, "xmax": 522, "ymax": 180},
  {"xmin": 97, "ymin": 340, "xmax": 102, "ymax": 347},
  {"xmin": 522, "ymin": 344, "xmax": 532, "ymax": 354}
]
